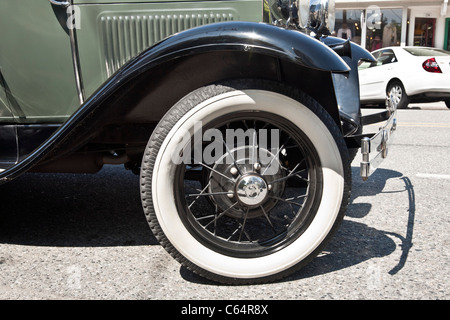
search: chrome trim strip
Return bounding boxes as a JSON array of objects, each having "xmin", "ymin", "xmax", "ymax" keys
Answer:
[
  {"xmin": 360, "ymin": 104, "xmax": 397, "ymax": 180},
  {"xmin": 48, "ymin": 0, "xmax": 70, "ymax": 7},
  {"xmin": 49, "ymin": 0, "xmax": 84, "ymax": 104},
  {"xmin": 69, "ymin": 25, "xmax": 85, "ymax": 105}
]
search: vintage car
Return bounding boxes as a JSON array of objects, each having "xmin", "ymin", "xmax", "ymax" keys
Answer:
[{"xmin": 0, "ymin": 0, "xmax": 397, "ymax": 284}]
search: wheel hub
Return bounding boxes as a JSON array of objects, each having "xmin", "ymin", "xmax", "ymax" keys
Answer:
[
  {"xmin": 207, "ymin": 146, "xmax": 285, "ymax": 219},
  {"xmin": 235, "ymin": 174, "xmax": 268, "ymax": 206}
]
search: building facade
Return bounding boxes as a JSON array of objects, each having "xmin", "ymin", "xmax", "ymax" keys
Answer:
[{"xmin": 334, "ymin": 0, "xmax": 450, "ymax": 51}]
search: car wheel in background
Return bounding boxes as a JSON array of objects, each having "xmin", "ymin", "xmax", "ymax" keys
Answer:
[{"xmin": 387, "ymin": 81, "xmax": 409, "ymax": 109}]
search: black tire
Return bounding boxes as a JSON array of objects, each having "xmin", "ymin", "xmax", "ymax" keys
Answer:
[
  {"xmin": 387, "ymin": 81, "xmax": 409, "ymax": 109},
  {"xmin": 445, "ymin": 100, "xmax": 450, "ymax": 109},
  {"xmin": 140, "ymin": 80, "xmax": 351, "ymax": 284}
]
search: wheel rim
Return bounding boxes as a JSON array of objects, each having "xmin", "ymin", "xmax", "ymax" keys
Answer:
[
  {"xmin": 174, "ymin": 112, "xmax": 323, "ymax": 258},
  {"xmin": 388, "ymin": 84, "xmax": 402, "ymax": 107}
]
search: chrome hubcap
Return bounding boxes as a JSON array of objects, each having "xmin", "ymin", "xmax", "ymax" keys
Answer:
[
  {"xmin": 389, "ymin": 86, "xmax": 402, "ymax": 106},
  {"xmin": 207, "ymin": 145, "xmax": 285, "ymax": 219},
  {"xmin": 235, "ymin": 174, "xmax": 268, "ymax": 206}
]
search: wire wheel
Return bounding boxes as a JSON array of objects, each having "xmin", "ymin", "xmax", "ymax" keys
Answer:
[
  {"xmin": 141, "ymin": 80, "xmax": 350, "ymax": 284},
  {"xmin": 177, "ymin": 113, "xmax": 322, "ymax": 258}
]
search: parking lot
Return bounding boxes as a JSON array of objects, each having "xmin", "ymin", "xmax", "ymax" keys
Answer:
[{"xmin": 0, "ymin": 102, "xmax": 448, "ymax": 300}]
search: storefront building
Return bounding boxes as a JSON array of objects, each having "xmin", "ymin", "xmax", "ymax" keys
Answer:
[{"xmin": 334, "ymin": 0, "xmax": 450, "ymax": 51}]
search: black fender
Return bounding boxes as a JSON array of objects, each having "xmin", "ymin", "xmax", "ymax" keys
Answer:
[
  {"xmin": 121, "ymin": 21, "xmax": 350, "ymax": 76},
  {"xmin": 321, "ymin": 36, "xmax": 376, "ymax": 127},
  {"xmin": 0, "ymin": 21, "xmax": 350, "ymax": 183}
]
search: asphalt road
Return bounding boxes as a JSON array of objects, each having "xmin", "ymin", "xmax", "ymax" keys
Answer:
[{"xmin": 0, "ymin": 102, "xmax": 448, "ymax": 301}]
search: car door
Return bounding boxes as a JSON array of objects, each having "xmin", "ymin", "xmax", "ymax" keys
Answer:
[
  {"xmin": 0, "ymin": 74, "xmax": 15, "ymax": 122},
  {"xmin": 0, "ymin": 1, "xmax": 83, "ymax": 170},
  {"xmin": 359, "ymin": 49, "xmax": 398, "ymax": 101},
  {"xmin": 0, "ymin": 1, "xmax": 80, "ymax": 124},
  {"xmin": 0, "ymin": 73, "xmax": 17, "ymax": 169}
]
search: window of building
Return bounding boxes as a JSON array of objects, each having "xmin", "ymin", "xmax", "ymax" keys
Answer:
[
  {"xmin": 366, "ymin": 8, "xmax": 402, "ymax": 51},
  {"xmin": 334, "ymin": 8, "xmax": 404, "ymax": 51},
  {"xmin": 414, "ymin": 17, "xmax": 436, "ymax": 47},
  {"xmin": 333, "ymin": 9, "xmax": 363, "ymax": 45}
]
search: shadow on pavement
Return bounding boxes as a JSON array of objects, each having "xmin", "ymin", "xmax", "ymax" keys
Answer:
[
  {"xmin": 286, "ymin": 168, "xmax": 416, "ymax": 282},
  {"xmin": 0, "ymin": 165, "xmax": 415, "ymax": 285},
  {"xmin": 181, "ymin": 168, "xmax": 416, "ymax": 285},
  {"xmin": 0, "ymin": 165, "xmax": 157, "ymax": 247}
]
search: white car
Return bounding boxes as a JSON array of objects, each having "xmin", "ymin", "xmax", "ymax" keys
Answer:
[{"xmin": 358, "ymin": 46, "xmax": 450, "ymax": 109}]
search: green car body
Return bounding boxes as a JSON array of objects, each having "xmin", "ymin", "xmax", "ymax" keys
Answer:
[
  {"xmin": 0, "ymin": 0, "xmax": 262, "ymax": 123},
  {"xmin": 0, "ymin": 0, "xmax": 398, "ymax": 284}
]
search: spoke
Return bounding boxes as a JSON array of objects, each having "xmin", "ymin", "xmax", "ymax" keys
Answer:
[
  {"xmin": 287, "ymin": 203, "xmax": 297, "ymax": 219},
  {"xmin": 204, "ymin": 202, "xmax": 239, "ymax": 229},
  {"xmin": 238, "ymin": 207, "xmax": 250, "ymax": 242},
  {"xmin": 231, "ymin": 222, "xmax": 252, "ymax": 243},
  {"xmin": 187, "ymin": 191, "xmax": 233, "ymax": 197},
  {"xmin": 261, "ymin": 135, "xmax": 290, "ymax": 175},
  {"xmin": 293, "ymin": 174, "xmax": 309, "ymax": 183},
  {"xmin": 227, "ymin": 227, "xmax": 240, "ymax": 241},
  {"xmin": 187, "ymin": 182, "xmax": 210, "ymax": 209},
  {"xmin": 259, "ymin": 205, "xmax": 276, "ymax": 231},
  {"xmin": 198, "ymin": 162, "xmax": 234, "ymax": 183},
  {"xmin": 222, "ymin": 137, "xmax": 244, "ymax": 176},
  {"xmin": 285, "ymin": 194, "xmax": 308, "ymax": 201},
  {"xmin": 269, "ymin": 160, "xmax": 306, "ymax": 184},
  {"xmin": 213, "ymin": 204, "xmax": 219, "ymax": 236},
  {"xmin": 260, "ymin": 121, "xmax": 270, "ymax": 130},
  {"xmin": 269, "ymin": 195, "xmax": 304, "ymax": 207},
  {"xmin": 238, "ymin": 225, "xmax": 252, "ymax": 242},
  {"xmin": 251, "ymin": 129, "xmax": 258, "ymax": 166},
  {"xmin": 227, "ymin": 216, "xmax": 251, "ymax": 242},
  {"xmin": 283, "ymin": 145, "xmax": 300, "ymax": 150},
  {"xmin": 195, "ymin": 214, "xmax": 216, "ymax": 221},
  {"xmin": 209, "ymin": 174, "xmax": 228, "ymax": 191},
  {"xmin": 288, "ymin": 159, "xmax": 304, "ymax": 173}
]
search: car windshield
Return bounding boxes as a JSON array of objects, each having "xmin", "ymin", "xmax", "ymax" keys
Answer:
[{"xmin": 403, "ymin": 47, "xmax": 450, "ymax": 57}]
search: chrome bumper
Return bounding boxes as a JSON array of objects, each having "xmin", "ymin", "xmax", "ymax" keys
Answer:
[{"xmin": 360, "ymin": 103, "xmax": 397, "ymax": 180}]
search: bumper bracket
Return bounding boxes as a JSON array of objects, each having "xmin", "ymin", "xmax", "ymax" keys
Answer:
[{"xmin": 360, "ymin": 101, "xmax": 397, "ymax": 180}]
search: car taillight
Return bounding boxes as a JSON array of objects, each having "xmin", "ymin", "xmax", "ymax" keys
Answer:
[{"xmin": 422, "ymin": 58, "xmax": 442, "ymax": 73}]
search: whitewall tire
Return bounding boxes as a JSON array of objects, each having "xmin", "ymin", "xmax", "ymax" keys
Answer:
[{"xmin": 140, "ymin": 80, "xmax": 351, "ymax": 284}]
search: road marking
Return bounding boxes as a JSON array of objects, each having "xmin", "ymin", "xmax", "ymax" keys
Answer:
[
  {"xmin": 365, "ymin": 122, "xmax": 450, "ymax": 128},
  {"xmin": 416, "ymin": 173, "xmax": 450, "ymax": 180},
  {"xmin": 397, "ymin": 122, "xmax": 450, "ymax": 128}
]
